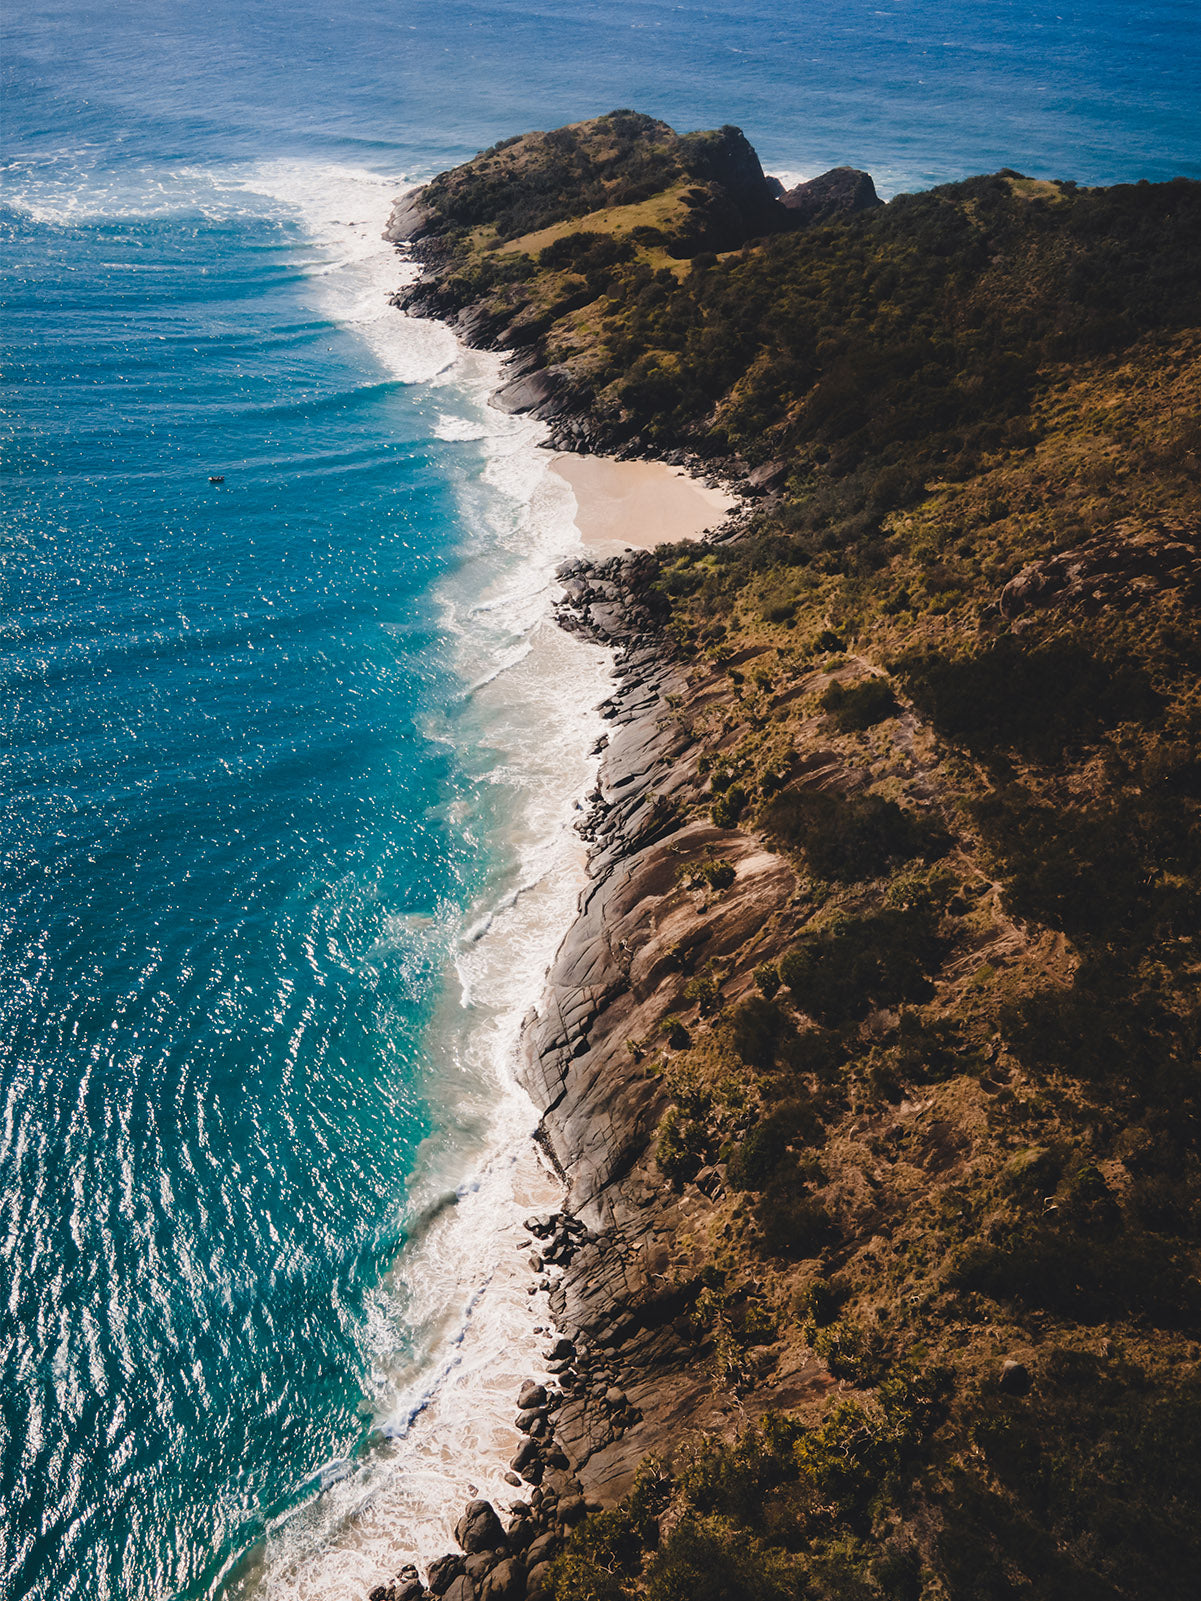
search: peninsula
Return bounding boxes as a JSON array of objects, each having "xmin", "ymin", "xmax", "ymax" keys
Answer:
[{"xmin": 375, "ymin": 112, "xmax": 1201, "ymax": 1601}]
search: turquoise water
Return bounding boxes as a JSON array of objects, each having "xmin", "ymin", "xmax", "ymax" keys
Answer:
[{"xmin": 2, "ymin": 4, "xmax": 1198, "ymax": 1598}]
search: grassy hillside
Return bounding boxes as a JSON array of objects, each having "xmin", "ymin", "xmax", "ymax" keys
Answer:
[{"xmin": 401, "ymin": 119, "xmax": 1201, "ymax": 1599}]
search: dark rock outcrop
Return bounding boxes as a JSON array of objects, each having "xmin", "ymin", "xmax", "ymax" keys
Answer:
[
  {"xmin": 779, "ymin": 166, "xmax": 882, "ymax": 225},
  {"xmin": 999, "ymin": 520, "xmax": 1201, "ymax": 618}
]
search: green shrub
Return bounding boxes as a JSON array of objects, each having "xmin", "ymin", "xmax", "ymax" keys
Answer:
[
  {"xmin": 755, "ymin": 1190, "xmax": 835, "ymax": 1259},
  {"xmin": 551, "ymin": 1505, "xmax": 645, "ymax": 1601},
  {"xmin": 821, "ymin": 676, "xmax": 898, "ymax": 731},
  {"xmin": 779, "ymin": 907, "xmax": 945, "ymax": 1024},
  {"xmin": 702, "ymin": 858, "xmax": 737, "ymax": 890},
  {"xmin": 661, "ymin": 1014, "xmax": 692, "ymax": 1050},
  {"xmin": 762, "ymin": 789, "xmax": 948, "ymax": 881},
  {"xmin": 656, "ymin": 1106, "xmax": 709, "ymax": 1185},
  {"xmin": 895, "ymin": 635, "xmax": 1159, "ymax": 762},
  {"xmin": 730, "ymin": 996, "xmax": 793, "ymax": 1068},
  {"xmin": 645, "ymin": 1516, "xmax": 798, "ymax": 1601},
  {"xmin": 684, "ymin": 974, "xmax": 722, "ymax": 1014},
  {"xmin": 754, "ymin": 963, "xmax": 781, "ymax": 1000},
  {"xmin": 712, "ymin": 784, "xmax": 748, "ymax": 828},
  {"xmin": 809, "ymin": 1318, "xmax": 890, "ymax": 1386},
  {"xmin": 727, "ymin": 1099, "xmax": 819, "ymax": 1190},
  {"xmin": 948, "ymin": 1224, "xmax": 1201, "ymax": 1326},
  {"xmin": 799, "ymin": 1276, "xmax": 842, "ymax": 1326},
  {"xmin": 676, "ymin": 1415, "xmax": 806, "ymax": 1519}
]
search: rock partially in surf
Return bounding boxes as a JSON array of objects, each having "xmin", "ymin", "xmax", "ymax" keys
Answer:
[
  {"xmin": 518, "ymin": 1380, "xmax": 548, "ymax": 1410},
  {"xmin": 383, "ymin": 192, "xmax": 432, "ymax": 243},
  {"xmin": 454, "ymin": 1499, "xmax": 506, "ymax": 1555},
  {"xmin": 369, "ymin": 1568, "xmax": 422, "ymax": 1601}
]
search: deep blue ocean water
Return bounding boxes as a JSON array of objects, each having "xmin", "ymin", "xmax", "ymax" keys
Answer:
[{"xmin": 2, "ymin": 4, "xmax": 1198, "ymax": 1598}]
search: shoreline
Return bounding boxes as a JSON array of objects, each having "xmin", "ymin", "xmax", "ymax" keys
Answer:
[{"xmin": 370, "ymin": 189, "xmax": 773, "ymax": 1601}]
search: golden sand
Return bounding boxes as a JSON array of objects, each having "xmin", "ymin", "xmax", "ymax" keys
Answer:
[{"xmin": 550, "ymin": 453, "xmax": 735, "ymax": 550}]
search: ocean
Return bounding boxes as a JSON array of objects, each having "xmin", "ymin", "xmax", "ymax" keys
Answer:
[{"xmin": 2, "ymin": 3, "xmax": 1197, "ymax": 1598}]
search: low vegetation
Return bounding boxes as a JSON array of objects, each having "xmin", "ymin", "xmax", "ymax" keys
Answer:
[{"xmin": 405, "ymin": 115, "xmax": 1201, "ymax": 1599}]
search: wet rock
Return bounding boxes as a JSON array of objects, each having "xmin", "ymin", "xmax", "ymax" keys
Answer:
[
  {"xmin": 515, "ymin": 1407, "xmax": 546, "ymax": 1434},
  {"xmin": 443, "ymin": 1577, "xmax": 476, "ymax": 1601},
  {"xmin": 518, "ymin": 1380, "xmax": 548, "ymax": 1410},
  {"xmin": 454, "ymin": 1500, "xmax": 506, "ymax": 1555},
  {"xmin": 369, "ymin": 1569, "xmax": 423, "ymax": 1601},
  {"xmin": 511, "ymin": 1437, "xmax": 540, "ymax": 1473},
  {"xmin": 545, "ymin": 1336, "xmax": 575, "ymax": 1361}
]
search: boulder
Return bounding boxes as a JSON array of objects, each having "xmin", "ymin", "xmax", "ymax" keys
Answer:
[
  {"xmin": 369, "ymin": 1573, "xmax": 422, "ymax": 1601},
  {"xmin": 454, "ymin": 1500, "xmax": 506, "ymax": 1555},
  {"xmin": 518, "ymin": 1381, "xmax": 548, "ymax": 1410},
  {"xmin": 481, "ymin": 1558, "xmax": 524, "ymax": 1601},
  {"xmin": 427, "ymin": 1553, "xmax": 467, "ymax": 1595},
  {"xmin": 525, "ymin": 1562, "xmax": 555, "ymax": 1601},
  {"xmin": 1000, "ymin": 1358, "xmax": 1032, "ymax": 1395},
  {"xmin": 526, "ymin": 1531, "xmax": 560, "ymax": 1569}
]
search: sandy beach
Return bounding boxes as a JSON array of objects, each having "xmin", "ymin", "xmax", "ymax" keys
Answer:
[{"xmin": 550, "ymin": 453, "xmax": 736, "ymax": 550}]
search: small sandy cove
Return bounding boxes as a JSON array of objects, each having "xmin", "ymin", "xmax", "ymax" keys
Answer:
[{"xmin": 551, "ymin": 453, "xmax": 736, "ymax": 550}]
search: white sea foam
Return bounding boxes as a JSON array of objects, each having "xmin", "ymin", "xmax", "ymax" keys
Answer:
[{"xmin": 210, "ymin": 164, "xmax": 612, "ymax": 1598}]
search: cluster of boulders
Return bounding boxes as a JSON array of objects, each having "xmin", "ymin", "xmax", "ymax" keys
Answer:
[
  {"xmin": 519, "ymin": 1213, "xmax": 644, "ymax": 1440},
  {"xmin": 370, "ymin": 1211, "xmax": 646, "ymax": 1601},
  {"xmin": 998, "ymin": 520, "xmax": 1201, "ymax": 620},
  {"xmin": 367, "ymin": 1473, "xmax": 586, "ymax": 1601},
  {"xmin": 368, "ymin": 1477, "xmax": 592, "ymax": 1601},
  {"xmin": 555, "ymin": 551, "xmax": 669, "ymax": 651},
  {"xmin": 368, "ymin": 1429, "xmax": 591, "ymax": 1601}
]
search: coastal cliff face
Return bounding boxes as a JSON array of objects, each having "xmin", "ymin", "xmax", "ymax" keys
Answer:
[{"xmin": 374, "ymin": 118, "xmax": 1201, "ymax": 1601}]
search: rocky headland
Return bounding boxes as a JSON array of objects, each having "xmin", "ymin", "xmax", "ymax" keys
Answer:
[{"xmin": 371, "ymin": 113, "xmax": 1201, "ymax": 1601}]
